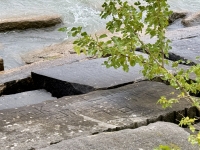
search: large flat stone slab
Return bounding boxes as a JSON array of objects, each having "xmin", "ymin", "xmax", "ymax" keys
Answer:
[
  {"xmin": 32, "ymin": 56, "xmax": 190, "ymax": 98},
  {"xmin": 166, "ymin": 24, "xmax": 200, "ymax": 40},
  {"xmin": 141, "ymin": 26, "xmax": 200, "ymax": 65},
  {"xmin": 32, "ymin": 58, "xmax": 144, "ymax": 97},
  {"xmin": 167, "ymin": 26, "xmax": 200, "ymax": 64},
  {"xmin": 0, "ymin": 14, "xmax": 62, "ymax": 32},
  {"xmin": 0, "ymin": 81, "xmax": 197, "ymax": 150},
  {"xmin": 40, "ymin": 122, "xmax": 198, "ymax": 150}
]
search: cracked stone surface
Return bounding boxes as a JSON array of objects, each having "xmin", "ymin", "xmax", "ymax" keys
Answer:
[
  {"xmin": 0, "ymin": 81, "xmax": 197, "ymax": 150},
  {"xmin": 40, "ymin": 122, "xmax": 198, "ymax": 150}
]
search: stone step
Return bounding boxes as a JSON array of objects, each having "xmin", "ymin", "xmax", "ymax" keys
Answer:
[
  {"xmin": 31, "ymin": 58, "xmax": 144, "ymax": 98},
  {"xmin": 0, "ymin": 81, "xmax": 197, "ymax": 150},
  {"xmin": 39, "ymin": 122, "xmax": 198, "ymax": 150}
]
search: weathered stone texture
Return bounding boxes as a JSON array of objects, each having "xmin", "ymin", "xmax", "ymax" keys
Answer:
[
  {"xmin": 0, "ymin": 81, "xmax": 196, "ymax": 150},
  {"xmin": 40, "ymin": 122, "xmax": 198, "ymax": 150}
]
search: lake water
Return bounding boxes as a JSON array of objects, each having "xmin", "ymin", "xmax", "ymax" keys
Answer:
[{"xmin": 0, "ymin": 0, "xmax": 200, "ymax": 69}]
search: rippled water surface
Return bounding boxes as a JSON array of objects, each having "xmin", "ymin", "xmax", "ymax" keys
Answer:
[{"xmin": 0, "ymin": 0, "xmax": 200, "ymax": 69}]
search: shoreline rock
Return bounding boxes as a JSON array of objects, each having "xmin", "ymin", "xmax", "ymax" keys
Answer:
[
  {"xmin": 182, "ymin": 11, "xmax": 200, "ymax": 27},
  {"xmin": 21, "ymin": 41, "xmax": 75, "ymax": 64},
  {"xmin": 22, "ymin": 24, "xmax": 200, "ymax": 66},
  {"xmin": 0, "ymin": 14, "xmax": 62, "ymax": 32},
  {"xmin": 169, "ymin": 11, "xmax": 188, "ymax": 24}
]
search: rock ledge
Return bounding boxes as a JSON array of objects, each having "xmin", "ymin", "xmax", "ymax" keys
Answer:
[{"xmin": 0, "ymin": 14, "xmax": 62, "ymax": 32}]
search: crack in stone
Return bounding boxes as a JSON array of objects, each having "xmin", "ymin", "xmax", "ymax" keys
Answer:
[{"xmin": 50, "ymin": 140, "xmax": 62, "ymax": 145}]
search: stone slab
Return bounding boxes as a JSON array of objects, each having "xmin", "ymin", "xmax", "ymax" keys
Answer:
[
  {"xmin": 0, "ymin": 53, "xmax": 86, "ymax": 96},
  {"xmin": 167, "ymin": 25, "xmax": 200, "ymax": 65},
  {"xmin": 0, "ymin": 81, "xmax": 197, "ymax": 150},
  {"xmin": 170, "ymin": 36, "xmax": 200, "ymax": 65},
  {"xmin": 21, "ymin": 41, "xmax": 75, "ymax": 64},
  {"xmin": 40, "ymin": 122, "xmax": 198, "ymax": 150},
  {"xmin": 31, "ymin": 56, "xmax": 190, "ymax": 98},
  {"xmin": 167, "ymin": 24, "xmax": 200, "ymax": 40},
  {"xmin": 0, "ymin": 90, "xmax": 56, "ymax": 110},
  {"xmin": 0, "ymin": 23, "xmax": 198, "ymax": 86},
  {"xmin": 31, "ymin": 58, "xmax": 144, "ymax": 97},
  {"xmin": 0, "ymin": 14, "xmax": 62, "ymax": 32},
  {"xmin": 141, "ymin": 25, "xmax": 200, "ymax": 65}
]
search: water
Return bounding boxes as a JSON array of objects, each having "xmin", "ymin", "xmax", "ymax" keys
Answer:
[
  {"xmin": 0, "ymin": 0, "xmax": 200, "ymax": 69},
  {"xmin": 168, "ymin": 0, "xmax": 200, "ymax": 12}
]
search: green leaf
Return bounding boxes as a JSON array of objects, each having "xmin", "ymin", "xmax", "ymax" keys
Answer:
[
  {"xmin": 74, "ymin": 45, "xmax": 81, "ymax": 54},
  {"xmin": 71, "ymin": 27, "xmax": 78, "ymax": 31},
  {"xmin": 58, "ymin": 27, "xmax": 67, "ymax": 32},
  {"xmin": 99, "ymin": 34, "xmax": 108, "ymax": 39},
  {"xmin": 81, "ymin": 32, "xmax": 88, "ymax": 36}
]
